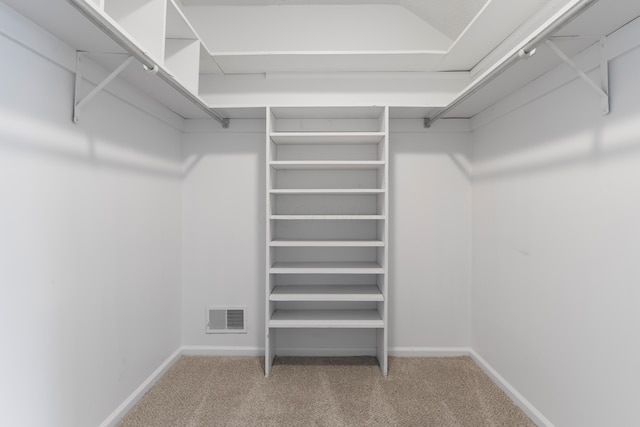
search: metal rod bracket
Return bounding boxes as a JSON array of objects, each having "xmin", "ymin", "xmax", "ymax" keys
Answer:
[
  {"xmin": 423, "ymin": 118, "xmax": 432, "ymax": 128},
  {"xmin": 73, "ymin": 52, "xmax": 134, "ymax": 123},
  {"xmin": 545, "ymin": 39, "xmax": 609, "ymax": 114}
]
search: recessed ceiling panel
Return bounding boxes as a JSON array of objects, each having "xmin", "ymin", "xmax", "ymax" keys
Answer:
[
  {"xmin": 437, "ymin": 0, "xmax": 550, "ymax": 71},
  {"xmin": 212, "ymin": 51, "xmax": 446, "ymax": 74},
  {"xmin": 183, "ymin": 4, "xmax": 452, "ymax": 54},
  {"xmin": 181, "ymin": 0, "xmax": 488, "ymax": 41}
]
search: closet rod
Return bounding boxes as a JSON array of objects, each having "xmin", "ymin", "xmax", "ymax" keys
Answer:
[
  {"xmin": 65, "ymin": 0, "xmax": 229, "ymax": 128},
  {"xmin": 424, "ymin": 0, "xmax": 600, "ymax": 127}
]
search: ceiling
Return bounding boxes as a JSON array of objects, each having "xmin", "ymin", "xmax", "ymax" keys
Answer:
[
  {"xmin": 180, "ymin": 0, "xmax": 489, "ymax": 41},
  {"xmin": 178, "ymin": 0, "xmax": 550, "ymax": 74},
  {"xmin": 2, "ymin": 0, "xmax": 640, "ymax": 121}
]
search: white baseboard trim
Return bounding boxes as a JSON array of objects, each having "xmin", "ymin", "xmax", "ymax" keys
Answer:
[
  {"xmin": 99, "ymin": 347, "xmax": 182, "ymax": 427},
  {"xmin": 469, "ymin": 350, "xmax": 553, "ymax": 427},
  {"xmin": 181, "ymin": 346, "xmax": 474, "ymax": 358},
  {"xmin": 181, "ymin": 346, "xmax": 264, "ymax": 356},
  {"xmin": 389, "ymin": 347, "xmax": 471, "ymax": 357}
]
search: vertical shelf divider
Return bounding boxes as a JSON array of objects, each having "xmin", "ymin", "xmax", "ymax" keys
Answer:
[
  {"xmin": 103, "ymin": 0, "xmax": 168, "ymax": 65},
  {"xmin": 265, "ymin": 107, "xmax": 275, "ymax": 376}
]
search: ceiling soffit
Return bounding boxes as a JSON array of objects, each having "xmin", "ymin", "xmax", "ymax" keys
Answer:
[{"xmin": 180, "ymin": 0, "xmax": 488, "ymax": 41}]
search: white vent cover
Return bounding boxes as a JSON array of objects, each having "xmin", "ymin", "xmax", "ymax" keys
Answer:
[{"xmin": 206, "ymin": 307, "xmax": 246, "ymax": 334}]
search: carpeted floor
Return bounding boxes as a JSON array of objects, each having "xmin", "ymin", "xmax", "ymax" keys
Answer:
[{"xmin": 118, "ymin": 356, "xmax": 535, "ymax": 426}]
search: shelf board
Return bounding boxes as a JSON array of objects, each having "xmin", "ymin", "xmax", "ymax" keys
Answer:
[
  {"xmin": 270, "ymin": 215, "xmax": 385, "ymax": 220},
  {"xmin": 269, "ymin": 161, "xmax": 385, "ymax": 170},
  {"xmin": 269, "ymin": 309, "xmax": 384, "ymax": 328},
  {"xmin": 270, "ymin": 107, "xmax": 385, "ymax": 120},
  {"xmin": 270, "ymin": 132, "xmax": 385, "ymax": 145},
  {"xmin": 270, "ymin": 239, "xmax": 383, "ymax": 247},
  {"xmin": 270, "ymin": 262, "xmax": 385, "ymax": 274},
  {"xmin": 270, "ymin": 189, "xmax": 384, "ymax": 195},
  {"xmin": 270, "ymin": 285, "xmax": 383, "ymax": 302}
]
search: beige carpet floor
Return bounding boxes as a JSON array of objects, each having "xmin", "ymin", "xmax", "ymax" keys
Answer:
[{"xmin": 118, "ymin": 356, "xmax": 535, "ymax": 427}]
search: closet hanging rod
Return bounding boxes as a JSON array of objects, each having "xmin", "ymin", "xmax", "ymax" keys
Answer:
[
  {"xmin": 65, "ymin": 0, "xmax": 230, "ymax": 128},
  {"xmin": 424, "ymin": 0, "xmax": 600, "ymax": 128}
]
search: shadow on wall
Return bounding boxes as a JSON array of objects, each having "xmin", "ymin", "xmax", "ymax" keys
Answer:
[
  {"xmin": 0, "ymin": 97, "xmax": 183, "ymax": 180},
  {"xmin": 472, "ymin": 52, "xmax": 640, "ymax": 183},
  {"xmin": 390, "ymin": 130, "xmax": 472, "ymax": 182},
  {"xmin": 387, "ymin": 127, "xmax": 472, "ymax": 347}
]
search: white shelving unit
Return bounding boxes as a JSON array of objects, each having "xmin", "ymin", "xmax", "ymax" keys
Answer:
[
  {"xmin": 103, "ymin": 0, "xmax": 167, "ymax": 64},
  {"xmin": 71, "ymin": 0, "xmax": 228, "ymax": 125},
  {"xmin": 98, "ymin": 0, "xmax": 205, "ymax": 94},
  {"xmin": 164, "ymin": 0, "xmax": 200, "ymax": 94},
  {"xmin": 265, "ymin": 106, "xmax": 389, "ymax": 376}
]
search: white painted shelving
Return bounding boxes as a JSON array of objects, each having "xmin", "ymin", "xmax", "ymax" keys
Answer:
[
  {"xmin": 269, "ymin": 132, "xmax": 386, "ymax": 145},
  {"xmin": 265, "ymin": 106, "xmax": 389, "ymax": 376},
  {"xmin": 269, "ymin": 240, "xmax": 384, "ymax": 247},
  {"xmin": 269, "ymin": 215, "xmax": 386, "ymax": 220},
  {"xmin": 269, "ymin": 161, "xmax": 385, "ymax": 170},
  {"xmin": 270, "ymin": 262, "xmax": 385, "ymax": 274},
  {"xmin": 269, "ymin": 189, "xmax": 385, "ymax": 195},
  {"xmin": 269, "ymin": 309, "xmax": 384, "ymax": 329},
  {"xmin": 68, "ymin": 0, "xmax": 228, "ymax": 125},
  {"xmin": 270, "ymin": 285, "xmax": 384, "ymax": 302}
]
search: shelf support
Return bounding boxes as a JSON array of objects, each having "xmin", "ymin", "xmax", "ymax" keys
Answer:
[
  {"xmin": 66, "ymin": 0, "xmax": 230, "ymax": 128},
  {"xmin": 73, "ymin": 52, "xmax": 134, "ymax": 123},
  {"xmin": 421, "ymin": 0, "xmax": 601, "ymax": 127},
  {"xmin": 545, "ymin": 38, "xmax": 609, "ymax": 114}
]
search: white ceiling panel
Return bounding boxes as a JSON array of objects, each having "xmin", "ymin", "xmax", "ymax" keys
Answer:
[
  {"xmin": 180, "ymin": 0, "xmax": 488, "ymax": 40},
  {"xmin": 183, "ymin": 4, "xmax": 452, "ymax": 53},
  {"xmin": 437, "ymin": 0, "xmax": 550, "ymax": 71},
  {"xmin": 212, "ymin": 51, "xmax": 446, "ymax": 74},
  {"xmin": 181, "ymin": 0, "xmax": 553, "ymax": 74},
  {"xmin": 401, "ymin": 0, "xmax": 489, "ymax": 40}
]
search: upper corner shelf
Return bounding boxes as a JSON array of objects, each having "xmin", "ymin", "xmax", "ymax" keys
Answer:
[{"xmin": 68, "ymin": 0, "xmax": 228, "ymax": 126}]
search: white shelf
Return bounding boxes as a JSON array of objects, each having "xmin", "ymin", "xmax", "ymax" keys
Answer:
[
  {"xmin": 103, "ymin": 0, "xmax": 166, "ymax": 64},
  {"xmin": 270, "ymin": 106, "xmax": 385, "ymax": 120},
  {"xmin": 270, "ymin": 215, "xmax": 385, "ymax": 220},
  {"xmin": 164, "ymin": 39, "xmax": 200, "ymax": 94},
  {"xmin": 270, "ymin": 262, "xmax": 385, "ymax": 274},
  {"xmin": 269, "ymin": 161, "xmax": 385, "ymax": 170},
  {"xmin": 270, "ymin": 239, "xmax": 383, "ymax": 247},
  {"xmin": 165, "ymin": 0, "xmax": 197, "ymax": 39},
  {"xmin": 269, "ymin": 309, "xmax": 384, "ymax": 328},
  {"xmin": 270, "ymin": 132, "xmax": 385, "ymax": 145},
  {"xmin": 265, "ymin": 106, "xmax": 389, "ymax": 377},
  {"xmin": 270, "ymin": 285, "xmax": 383, "ymax": 302},
  {"xmin": 270, "ymin": 189, "xmax": 384, "ymax": 195}
]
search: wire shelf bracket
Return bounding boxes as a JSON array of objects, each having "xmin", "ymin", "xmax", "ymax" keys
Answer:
[
  {"xmin": 66, "ymin": 0, "xmax": 229, "ymax": 128},
  {"xmin": 73, "ymin": 51, "xmax": 133, "ymax": 124},
  {"xmin": 545, "ymin": 38, "xmax": 609, "ymax": 114}
]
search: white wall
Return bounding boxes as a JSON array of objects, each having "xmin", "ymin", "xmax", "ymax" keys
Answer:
[
  {"xmin": 471, "ymin": 30, "xmax": 640, "ymax": 426},
  {"xmin": 389, "ymin": 120, "xmax": 472, "ymax": 351},
  {"xmin": 0, "ymin": 22, "xmax": 182, "ymax": 427},
  {"xmin": 180, "ymin": 119, "xmax": 472, "ymax": 353},
  {"xmin": 181, "ymin": 120, "xmax": 266, "ymax": 351}
]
